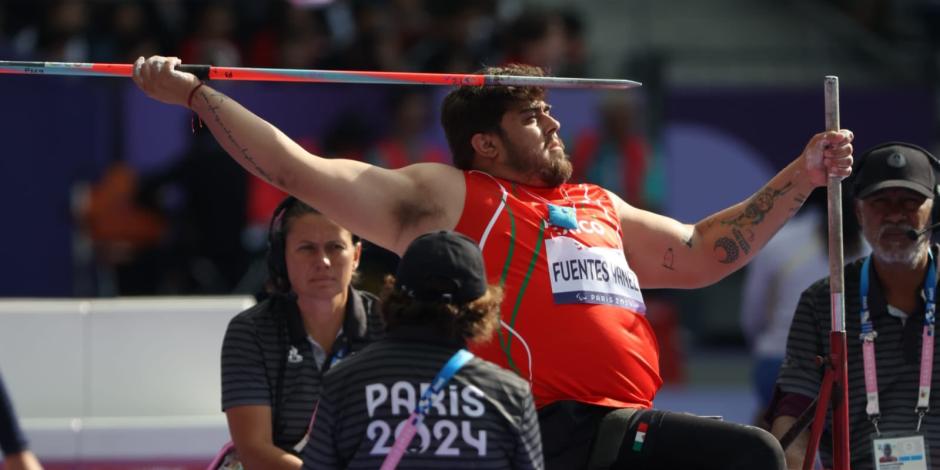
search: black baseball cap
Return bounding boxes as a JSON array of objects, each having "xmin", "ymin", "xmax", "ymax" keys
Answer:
[
  {"xmin": 395, "ymin": 231, "xmax": 488, "ymax": 304},
  {"xmin": 853, "ymin": 142, "xmax": 937, "ymax": 200}
]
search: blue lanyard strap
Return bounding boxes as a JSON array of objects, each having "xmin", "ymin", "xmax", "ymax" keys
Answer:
[
  {"xmin": 414, "ymin": 348, "xmax": 474, "ymax": 417},
  {"xmin": 328, "ymin": 344, "xmax": 348, "ymax": 368}
]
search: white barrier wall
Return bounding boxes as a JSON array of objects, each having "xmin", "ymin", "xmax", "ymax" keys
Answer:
[{"xmin": 0, "ymin": 296, "xmax": 255, "ymax": 462}]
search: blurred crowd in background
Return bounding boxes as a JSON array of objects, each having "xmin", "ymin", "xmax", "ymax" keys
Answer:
[{"xmin": 0, "ymin": 0, "xmax": 590, "ymax": 77}]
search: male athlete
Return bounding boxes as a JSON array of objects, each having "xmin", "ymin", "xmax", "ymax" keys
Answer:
[{"xmin": 134, "ymin": 56, "xmax": 852, "ymax": 469}]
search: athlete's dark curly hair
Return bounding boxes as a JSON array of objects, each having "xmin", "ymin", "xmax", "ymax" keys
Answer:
[{"xmin": 440, "ymin": 64, "xmax": 547, "ymax": 170}]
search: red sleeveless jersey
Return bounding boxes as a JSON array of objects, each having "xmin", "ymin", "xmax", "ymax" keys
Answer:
[{"xmin": 455, "ymin": 171, "xmax": 662, "ymax": 409}]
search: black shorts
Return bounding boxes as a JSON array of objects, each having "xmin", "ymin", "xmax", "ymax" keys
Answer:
[{"xmin": 538, "ymin": 401, "xmax": 785, "ymax": 470}]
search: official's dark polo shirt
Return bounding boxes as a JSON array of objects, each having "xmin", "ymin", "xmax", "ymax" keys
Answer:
[
  {"xmin": 221, "ymin": 288, "xmax": 385, "ymax": 450},
  {"xmin": 774, "ymin": 247, "xmax": 940, "ymax": 470},
  {"xmin": 301, "ymin": 325, "xmax": 544, "ymax": 469}
]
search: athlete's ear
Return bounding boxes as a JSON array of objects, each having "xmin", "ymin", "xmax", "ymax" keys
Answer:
[{"xmin": 471, "ymin": 132, "xmax": 499, "ymax": 161}]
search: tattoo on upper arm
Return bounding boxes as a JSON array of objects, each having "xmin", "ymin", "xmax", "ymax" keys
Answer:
[
  {"xmin": 662, "ymin": 248, "xmax": 675, "ymax": 270},
  {"xmin": 714, "ymin": 237, "xmax": 740, "ymax": 264},
  {"xmin": 202, "ymin": 91, "xmax": 277, "ymax": 185}
]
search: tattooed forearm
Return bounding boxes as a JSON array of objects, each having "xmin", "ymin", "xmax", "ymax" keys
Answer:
[
  {"xmin": 710, "ymin": 181, "xmax": 802, "ymax": 264},
  {"xmin": 714, "ymin": 237, "xmax": 740, "ymax": 264},
  {"xmin": 721, "ymin": 182, "xmax": 794, "ymax": 229},
  {"xmin": 200, "ymin": 91, "xmax": 277, "ymax": 185},
  {"xmin": 731, "ymin": 228, "xmax": 750, "ymax": 255},
  {"xmin": 788, "ymin": 192, "xmax": 809, "ymax": 215}
]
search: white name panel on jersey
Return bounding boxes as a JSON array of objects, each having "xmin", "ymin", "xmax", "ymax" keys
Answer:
[{"xmin": 546, "ymin": 235, "xmax": 646, "ymax": 312}]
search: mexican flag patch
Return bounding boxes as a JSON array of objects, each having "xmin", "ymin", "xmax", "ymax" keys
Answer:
[{"xmin": 632, "ymin": 421, "xmax": 648, "ymax": 452}]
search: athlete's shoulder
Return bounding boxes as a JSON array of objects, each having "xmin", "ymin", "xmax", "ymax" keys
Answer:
[
  {"xmin": 562, "ymin": 181, "xmax": 605, "ymax": 190},
  {"xmin": 399, "ymin": 161, "xmax": 464, "ymax": 181},
  {"xmin": 394, "ymin": 162, "xmax": 466, "ymax": 201}
]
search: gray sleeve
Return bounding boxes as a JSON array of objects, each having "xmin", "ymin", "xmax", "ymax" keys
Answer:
[
  {"xmin": 302, "ymin": 395, "xmax": 340, "ymax": 470},
  {"xmin": 513, "ymin": 389, "xmax": 544, "ymax": 470},
  {"xmin": 776, "ymin": 285, "xmax": 827, "ymax": 398},
  {"xmin": 0, "ymin": 373, "xmax": 28, "ymax": 455},
  {"xmin": 221, "ymin": 315, "xmax": 273, "ymax": 411}
]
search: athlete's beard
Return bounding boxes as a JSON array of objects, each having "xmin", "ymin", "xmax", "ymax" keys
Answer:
[
  {"xmin": 503, "ymin": 136, "xmax": 573, "ymax": 187},
  {"xmin": 868, "ymin": 223, "xmax": 930, "ymax": 267}
]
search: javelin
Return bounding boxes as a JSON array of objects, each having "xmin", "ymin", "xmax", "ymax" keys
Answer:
[{"xmin": 0, "ymin": 60, "xmax": 641, "ymax": 89}]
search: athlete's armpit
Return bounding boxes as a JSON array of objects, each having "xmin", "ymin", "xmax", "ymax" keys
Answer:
[{"xmin": 393, "ymin": 178, "xmax": 445, "ymax": 233}]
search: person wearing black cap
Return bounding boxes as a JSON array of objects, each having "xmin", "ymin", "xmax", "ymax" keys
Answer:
[
  {"xmin": 769, "ymin": 142, "xmax": 940, "ymax": 470},
  {"xmin": 300, "ymin": 231, "xmax": 543, "ymax": 469}
]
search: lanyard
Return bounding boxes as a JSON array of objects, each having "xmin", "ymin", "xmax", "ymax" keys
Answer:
[
  {"xmin": 859, "ymin": 252, "xmax": 937, "ymax": 432},
  {"xmin": 380, "ymin": 349, "xmax": 475, "ymax": 470},
  {"xmin": 328, "ymin": 343, "xmax": 348, "ymax": 369},
  {"xmin": 292, "ymin": 341, "xmax": 348, "ymax": 453}
]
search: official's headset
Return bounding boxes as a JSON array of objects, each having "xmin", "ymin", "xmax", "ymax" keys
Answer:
[{"xmin": 266, "ymin": 196, "xmax": 301, "ymax": 295}]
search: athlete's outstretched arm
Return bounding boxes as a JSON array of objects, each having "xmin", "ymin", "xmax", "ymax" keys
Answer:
[
  {"xmin": 614, "ymin": 130, "xmax": 853, "ymax": 289},
  {"xmin": 132, "ymin": 56, "xmax": 463, "ymax": 254}
]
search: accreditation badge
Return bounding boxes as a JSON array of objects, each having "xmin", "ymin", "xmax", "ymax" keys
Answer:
[{"xmin": 872, "ymin": 432, "xmax": 929, "ymax": 470}]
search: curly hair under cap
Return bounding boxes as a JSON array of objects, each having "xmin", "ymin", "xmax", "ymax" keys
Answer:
[
  {"xmin": 380, "ymin": 275, "xmax": 503, "ymax": 344},
  {"xmin": 440, "ymin": 64, "xmax": 547, "ymax": 171}
]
